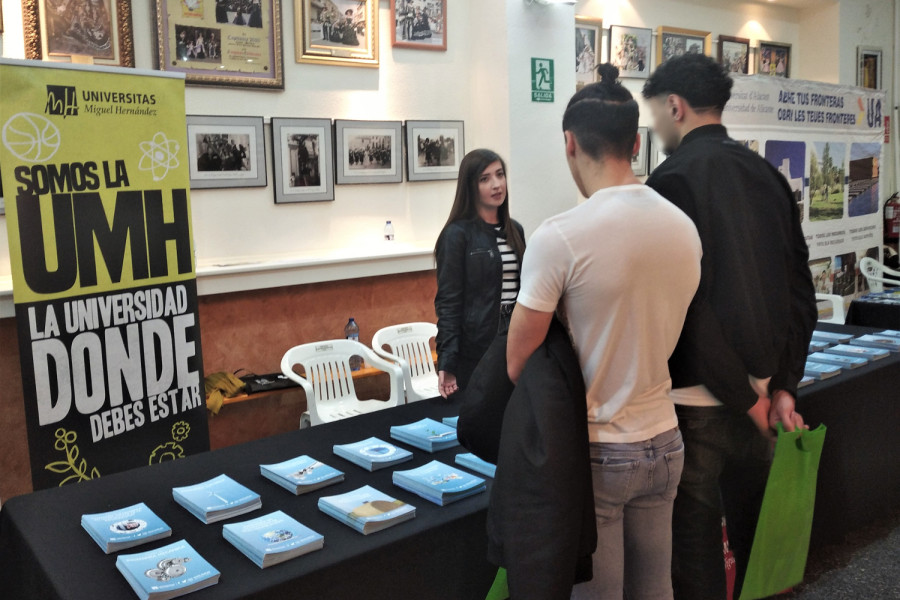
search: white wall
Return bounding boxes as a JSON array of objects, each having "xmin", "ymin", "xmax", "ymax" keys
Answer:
[{"xmin": 1, "ymin": 0, "xmax": 896, "ymax": 285}]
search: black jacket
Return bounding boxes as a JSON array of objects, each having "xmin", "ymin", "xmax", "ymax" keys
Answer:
[
  {"xmin": 434, "ymin": 217, "xmax": 524, "ymax": 375},
  {"xmin": 458, "ymin": 321, "xmax": 595, "ymax": 599},
  {"xmin": 646, "ymin": 124, "xmax": 818, "ymax": 411}
]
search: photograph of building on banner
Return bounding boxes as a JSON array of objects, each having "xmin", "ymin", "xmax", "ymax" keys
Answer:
[{"xmin": 0, "ymin": 61, "xmax": 210, "ymax": 490}]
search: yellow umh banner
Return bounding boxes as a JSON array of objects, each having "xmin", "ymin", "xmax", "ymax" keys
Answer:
[{"xmin": 0, "ymin": 59, "xmax": 209, "ymax": 490}]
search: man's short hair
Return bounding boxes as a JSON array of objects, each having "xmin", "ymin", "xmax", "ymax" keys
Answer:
[
  {"xmin": 642, "ymin": 54, "xmax": 733, "ymax": 113},
  {"xmin": 562, "ymin": 64, "xmax": 639, "ymax": 161}
]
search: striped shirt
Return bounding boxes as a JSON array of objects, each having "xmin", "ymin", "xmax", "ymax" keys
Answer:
[{"xmin": 495, "ymin": 225, "xmax": 520, "ymax": 305}]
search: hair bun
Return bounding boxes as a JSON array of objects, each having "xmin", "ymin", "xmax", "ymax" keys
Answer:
[{"xmin": 595, "ymin": 63, "xmax": 620, "ymax": 85}]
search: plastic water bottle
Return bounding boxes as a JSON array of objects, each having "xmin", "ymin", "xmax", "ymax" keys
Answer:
[
  {"xmin": 344, "ymin": 318, "xmax": 362, "ymax": 371},
  {"xmin": 384, "ymin": 220, "xmax": 395, "ymax": 241}
]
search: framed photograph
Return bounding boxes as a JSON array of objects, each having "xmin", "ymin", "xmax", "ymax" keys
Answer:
[
  {"xmin": 154, "ymin": 0, "xmax": 284, "ymax": 89},
  {"xmin": 295, "ymin": 0, "xmax": 379, "ymax": 67},
  {"xmin": 272, "ymin": 118, "xmax": 335, "ymax": 203},
  {"xmin": 657, "ymin": 26, "xmax": 711, "ymax": 66},
  {"xmin": 23, "ymin": 0, "xmax": 135, "ymax": 67},
  {"xmin": 575, "ymin": 16, "xmax": 602, "ymax": 87},
  {"xmin": 334, "ymin": 120, "xmax": 402, "ymax": 184},
  {"xmin": 405, "ymin": 120, "xmax": 464, "ymax": 182},
  {"xmin": 858, "ymin": 47, "xmax": 883, "ymax": 90},
  {"xmin": 758, "ymin": 41, "xmax": 791, "ymax": 78},
  {"xmin": 632, "ymin": 127, "xmax": 649, "ymax": 177},
  {"xmin": 391, "ymin": 0, "xmax": 446, "ymax": 51},
  {"xmin": 186, "ymin": 115, "xmax": 266, "ymax": 189},
  {"xmin": 608, "ymin": 25, "xmax": 651, "ymax": 80},
  {"xmin": 718, "ymin": 35, "xmax": 750, "ymax": 74},
  {"xmin": 649, "ymin": 131, "xmax": 668, "ymax": 174}
]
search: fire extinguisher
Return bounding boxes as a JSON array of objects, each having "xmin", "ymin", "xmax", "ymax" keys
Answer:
[{"xmin": 886, "ymin": 193, "xmax": 900, "ymax": 242}]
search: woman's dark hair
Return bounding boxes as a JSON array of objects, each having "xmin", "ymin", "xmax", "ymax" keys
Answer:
[
  {"xmin": 435, "ymin": 149, "xmax": 526, "ymax": 262},
  {"xmin": 642, "ymin": 53, "xmax": 733, "ymax": 113},
  {"xmin": 562, "ymin": 64, "xmax": 639, "ymax": 161}
]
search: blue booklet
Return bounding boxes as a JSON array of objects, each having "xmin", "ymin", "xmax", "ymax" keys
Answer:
[
  {"xmin": 115, "ymin": 539, "xmax": 219, "ymax": 600},
  {"xmin": 333, "ymin": 437, "xmax": 413, "ymax": 471},
  {"xmin": 82, "ymin": 502, "xmax": 172, "ymax": 554},
  {"xmin": 392, "ymin": 460, "xmax": 486, "ymax": 506},
  {"xmin": 804, "ymin": 360, "xmax": 842, "ymax": 380},
  {"xmin": 455, "ymin": 453, "xmax": 497, "ymax": 479},
  {"xmin": 390, "ymin": 418, "xmax": 459, "ymax": 453},
  {"xmin": 223, "ymin": 510, "xmax": 324, "ymax": 568},
  {"xmin": 172, "ymin": 474, "xmax": 262, "ymax": 524},
  {"xmin": 808, "ymin": 340, "xmax": 830, "ymax": 353},
  {"xmin": 849, "ymin": 334, "xmax": 900, "ymax": 352},
  {"xmin": 811, "ymin": 330, "xmax": 854, "ymax": 344},
  {"xmin": 260, "ymin": 455, "xmax": 344, "ymax": 495},
  {"xmin": 798, "ymin": 375, "xmax": 816, "ymax": 388},
  {"xmin": 825, "ymin": 343, "xmax": 890, "ymax": 360},
  {"xmin": 808, "ymin": 351, "xmax": 868, "ymax": 369},
  {"xmin": 877, "ymin": 329, "xmax": 900, "ymax": 338},
  {"xmin": 318, "ymin": 485, "xmax": 415, "ymax": 535},
  {"xmin": 442, "ymin": 416, "xmax": 459, "ymax": 428}
]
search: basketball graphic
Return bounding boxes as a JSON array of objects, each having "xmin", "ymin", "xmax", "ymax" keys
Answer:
[{"xmin": 2, "ymin": 113, "xmax": 62, "ymax": 162}]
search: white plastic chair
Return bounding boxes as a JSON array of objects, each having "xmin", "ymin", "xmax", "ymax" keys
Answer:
[
  {"xmin": 372, "ymin": 322, "xmax": 439, "ymax": 403},
  {"xmin": 815, "ymin": 293, "xmax": 846, "ymax": 325},
  {"xmin": 280, "ymin": 339, "xmax": 404, "ymax": 428},
  {"xmin": 859, "ymin": 257, "xmax": 900, "ymax": 293}
]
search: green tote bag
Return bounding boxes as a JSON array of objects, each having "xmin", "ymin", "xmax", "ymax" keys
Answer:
[{"xmin": 739, "ymin": 423, "xmax": 827, "ymax": 600}]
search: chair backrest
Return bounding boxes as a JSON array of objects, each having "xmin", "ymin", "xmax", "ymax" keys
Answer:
[
  {"xmin": 815, "ymin": 293, "xmax": 846, "ymax": 325},
  {"xmin": 859, "ymin": 257, "xmax": 900, "ymax": 293},
  {"xmin": 280, "ymin": 339, "xmax": 403, "ymax": 425},
  {"xmin": 372, "ymin": 323, "xmax": 438, "ymax": 396}
]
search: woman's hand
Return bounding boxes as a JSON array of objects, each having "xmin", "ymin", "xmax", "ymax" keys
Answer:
[{"xmin": 438, "ymin": 371, "xmax": 458, "ymax": 398}]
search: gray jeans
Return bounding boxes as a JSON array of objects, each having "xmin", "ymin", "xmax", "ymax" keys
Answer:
[{"xmin": 572, "ymin": 427, "xmax": 684, "ymax": 600}]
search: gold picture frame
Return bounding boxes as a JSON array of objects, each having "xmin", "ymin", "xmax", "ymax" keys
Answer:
[
  {"xmin": 656, "ymin": 26, "xmax": 711, "ymax": 66},
  {"xmin": 154, "ymin": 0, "xmax": 284, "ymax": 89},
  {"xmin": 295, "ymin": 0, "xmax": 379, "ymax": 68},
  {"xmin": 23, "ymin": 0, "xmax": 135, "ymax": 67}
]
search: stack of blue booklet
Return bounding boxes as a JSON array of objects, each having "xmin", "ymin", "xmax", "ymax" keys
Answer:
[
  {"xmin": 390, "ymin": 418, "xmax": 459, "ymax": 453},
  {"xmin": 878, "ymin": 329, "xmax": 900, "ymax": 338},
  {"xmin": 223, "ymin": 510, "xmax": 324, "ymax": 568},
  {"xmin": 81, "ymin": 502, "xmax": 172, "ymax": 554},
  {"xmin": 825, "ymin": 343, "xmax": 890, "ymax": 360},
  {"xmin": 259, "ymin": 455, "xmax": 344, "ymax": 495},
  {"xmin": 318, "ymin": 485, "xmax": 416, "ymax": 535},
  {"xmin": 808, "ymin": 340, "xmax": 830, "ymax": 353},
  {"xmin": 115, "ymin": 539, "xmax": 219, "ymax": 600},
  {"xmin": 808, "ymin": 351, "xmax": 868, "ymax": 369},
  {"xmin": 442, "ymin": 416, "xmax": 459, "ymax": 428},
  {"xmin": 811, "ymin": 330, "xmax": 854, "ymax": 344},
  {"xmin": 455, "ymin": 453, "xmax": 497, "ymax": 478},
  {"xmin": 850, "ymin": 334, "xmax": 900, "ymax": 352},
  {"xmin": 804, "ymin": 360, "xmax": 842, "ymax": 380},
  {"xmin": 798, "ymin": 375, "xmax": 816, "ymax": 388},
  {"xmin": 333, "ymin": 437, "xmax": 413, "ymax": 471},
  {"xmin": 172, "ymin": 474, "xmax": 261, "ymax": 524},
  {"xmin": 393, "ymin": 460, "xmax": 486, "ymax": 506}
]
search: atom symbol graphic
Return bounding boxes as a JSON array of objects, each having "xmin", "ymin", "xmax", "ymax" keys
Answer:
[
  {"xmin": 2, "ymin": 112, "xmax": 62, "ymax": 162},
  {"xmin": 139, "ymin": 131, "xmax": 180, "ymax": 181}
]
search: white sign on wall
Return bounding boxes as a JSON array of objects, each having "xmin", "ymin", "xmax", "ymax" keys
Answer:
[{"xmin": 723, "ymin": 75, "xmax": 886, "ymax": 302}]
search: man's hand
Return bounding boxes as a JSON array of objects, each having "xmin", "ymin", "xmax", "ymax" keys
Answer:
[
  {"xmin": 747, "ymin": 395, "xmax": 772, "ymax": 436},
  {"xmin": 769, "ymin": 389, "xmax": 806, "ymax": 432},
  {"xmin": 438, "ymin": 370, "xmax": 458, "ymax": 399}
]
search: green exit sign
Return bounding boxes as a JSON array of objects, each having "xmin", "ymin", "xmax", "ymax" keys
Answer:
[{"xmin": 531, "ymin": 58, "xmax": 554, "ymax": 103}]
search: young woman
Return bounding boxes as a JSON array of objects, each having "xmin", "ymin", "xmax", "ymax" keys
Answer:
[{"xmin": 434, "ymin": 149, "xmax": 526, "ymax": 398}]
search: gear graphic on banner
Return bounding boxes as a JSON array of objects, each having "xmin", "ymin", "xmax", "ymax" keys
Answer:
[{"xmin": 139, "ymin": 131, "xmax": 180, "ymax": 181}]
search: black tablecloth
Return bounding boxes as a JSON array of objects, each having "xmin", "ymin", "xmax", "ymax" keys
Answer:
[
  {"xmin": 0, "ymin": 398, "xmax": 496, "ymax": 600},
  {"xmin": 845, "ymin": 297, "xmax": 900, "ymax": 329},
  {"xmin": 798, "ymin": 323, "xmax": 900, "ymax": 545}
]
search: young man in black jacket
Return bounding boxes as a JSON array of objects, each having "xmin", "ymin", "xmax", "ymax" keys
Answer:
[{"xmin": 643, "ymin": 54, "xmax": 818, "ymax": 600}]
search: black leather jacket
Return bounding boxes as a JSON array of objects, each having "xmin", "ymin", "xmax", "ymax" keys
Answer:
[{"xmin": 434, "ymin": 217, "xmax": 524, "ymax": 375}]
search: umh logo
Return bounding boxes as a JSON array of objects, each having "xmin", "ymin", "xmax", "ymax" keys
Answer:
[{"xmin": 45, "ymin": 85, "xmax": 78, "ymax": 117}]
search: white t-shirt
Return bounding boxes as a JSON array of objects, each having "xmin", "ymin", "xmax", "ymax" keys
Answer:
[{"xmin": 517, "ymin": 184, "xmax": 702, "ymax": 443}]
